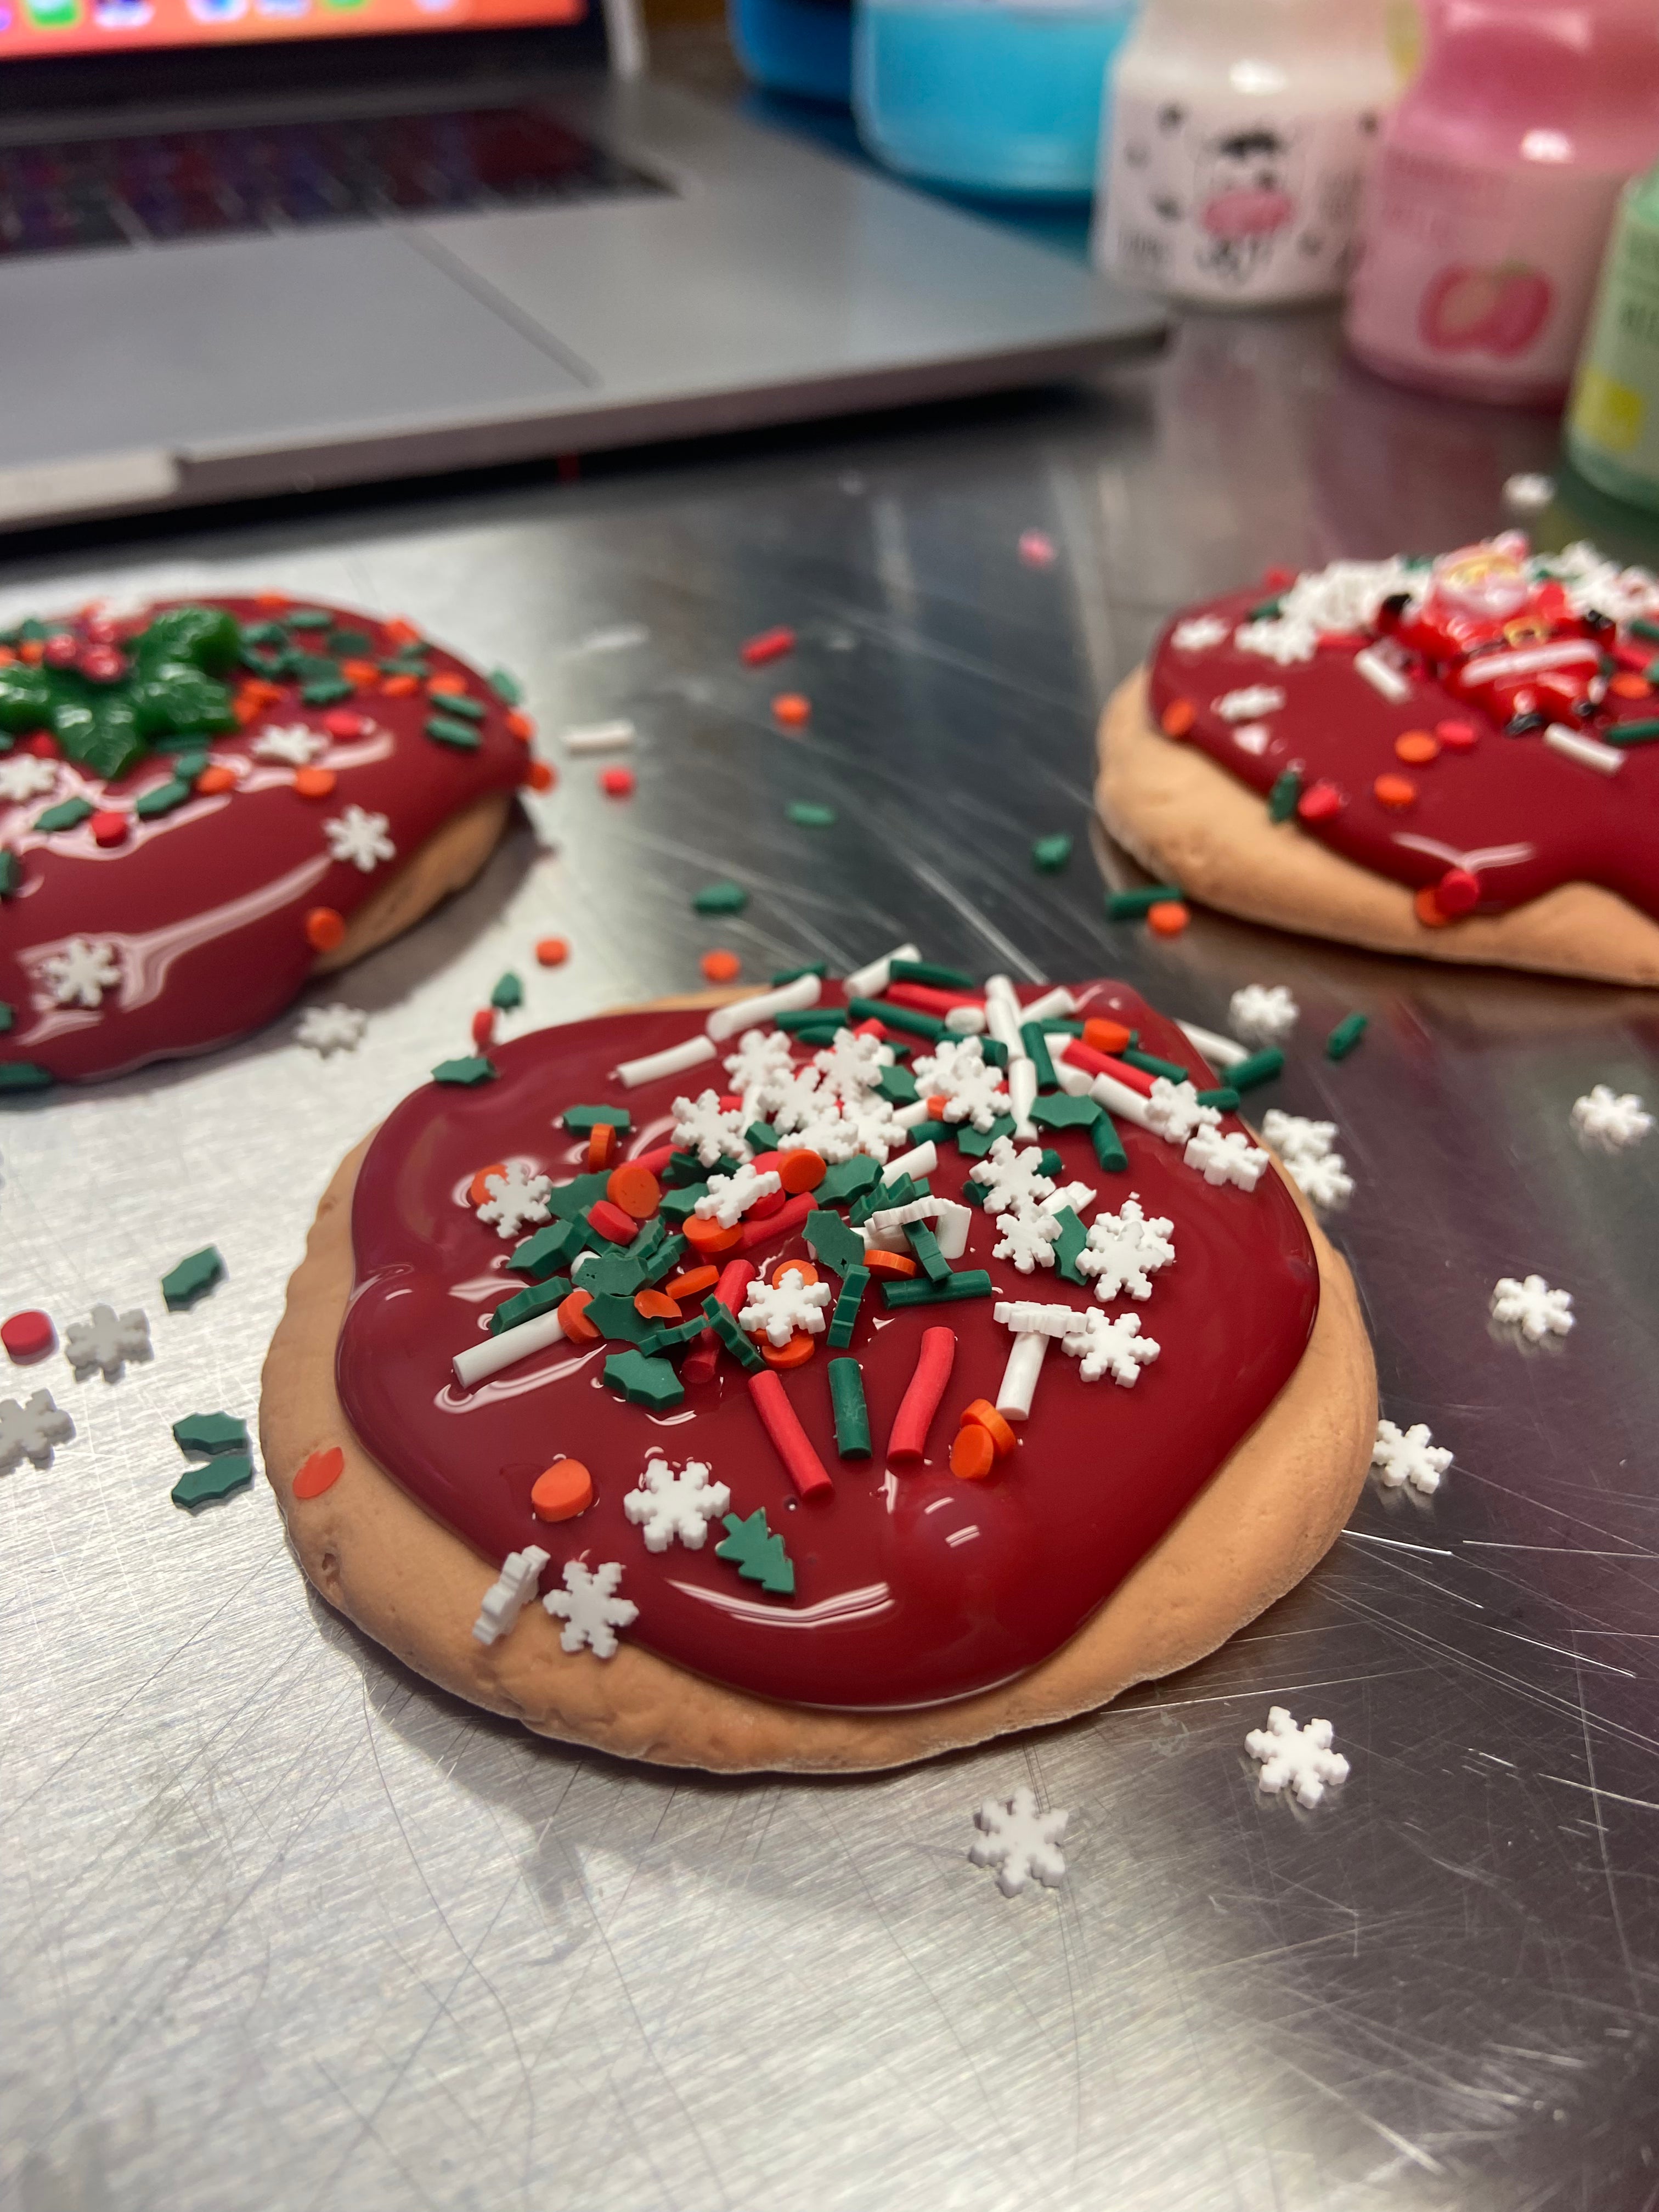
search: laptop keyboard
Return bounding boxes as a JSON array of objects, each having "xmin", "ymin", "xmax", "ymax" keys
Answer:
[{"xmin": 0, "ymin": 104, "xmax": 670, "ymax": 258}]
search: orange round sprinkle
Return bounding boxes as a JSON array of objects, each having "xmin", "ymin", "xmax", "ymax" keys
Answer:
[
  {"xmin": 426, "ymin": 672, "xmax": 465, "ymax": 697},
  {"xmin": 950, "ymin": 1424, "xmax": 997, "ymax": 1481},
  {"xmin": 1394, "ymin": 730, "xmax": 1440, "ymax": 765},
  {"xmin": 557, "ymin": 1288, "xmax": 600, "ymax": 1344},
  {"xmin": 292, "ymin": 1445, "xmax": 345, "ymax": 1499},
  {"xmin": 195, "ymin": 764, "xmax": 237, "ymax": 795},
  {"xmin": 777, "ymin": 1148, "xmax": 826, "ymax": 1194},
  {"xmin": 467, "ymin": 1161, "xmax": 508, "ymax": 1207},
  {"xmin": 772, "ymin": 1257, "xmax": 818, "ymax": 1286},
  {"xmin": 701, "ymin": 949, "xmax": 742, "ymax": 984},
  {"xmin": 18, "ymin": 639, "xmax": 44, "ymax": 664},
  {"xmin": 1083, "ymin": 1016, "xmax": 1133, "ymax": 1054},
  {"xmin": 1611, "ymin": 672, "xmax": 1651, "ymax": 699},
  {"xmin": 1374, "ymin": 773, "xmax": 1417, "ymax": 810},
  {"xmin": 771, "ymin": 692, "xmax": 811, "ymax": 726},
  {"xmin": 293, "ymin": 765, "xmax": 336, "ymax": 799},
  {"xmin": 633, "ymin": 1288, "xmax": 680, "ymax": 1321},
  {"xmin": 381, "ymin": 673, "xmax": 420, "ymax": 697},
  {"xmin": 1413, "ymin": 884, "xmax": 1450, "ymax": 928},
  {"xmin": 535, "ymin": 936, "xmax": 569, "ymax": 967},
  {"xmin": 926, "ymin": 1094, "xmax": 951, "ymax": 1121},
  {"xmin": 523, "ymin": 759, "xmax": 555, "ymax": 792},
  {"xmin": 255, "ymin": 590, "xmax": 290, "ymax": 609},
  {"xmin": 682, "ymin": 1213, "xmax": 743, "ymax": 1258},
  {"xmin": 340, "ymin": 658, "xmax": 380, "ymax": 687},
  {"xmin": 1161, "ymin": 697, "xmax": 1196, "ymax": 738},
  {"xmin": 607, "ymin": 1163, "xmax": 662, "ymax": 1220},
  {"xmin": 586, "ymin": 1123, "xmax": 620, "ymax": 1171},
  {"xmin": 305, "ymin": 906, "xmax": 346, "ymax": 953},
  {"xmin": 1147, "ymin": 900, "xmax": 1189, "ymax": 936},
  {"xmin": 665, "ymin": 1265, "xmax": 719, "ymax": 1300},
  {"xmin": 382, "ymin": 617, "xmax": 420, "ymax": 646},
  {"xmin": 506, "ymin": 709, "xmax": 534, "ymax": 742},
  {"xmin": 531, "ymin": 1459, "xmax": 592, "ymax": 1521},
  {"xmin": 761, "ymin": 1331, "xmax": 816, "ymax": 1368},
  {"xmin": 961, "ymin": 1397, "xmax": 1017, "ymax": 1458},
  {"xmin": 864, "ymin": 1248, "xmax": 919, "ymax": 1279}
]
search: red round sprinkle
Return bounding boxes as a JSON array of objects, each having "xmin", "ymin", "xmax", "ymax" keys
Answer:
[
  {"xmin": 21, "ymin": 732, "xmax": 58, "ymax": 758},
  {"xmin": 1297, "ymin": 780, "xmax": 1344, "ymax": 822},
  {"xmin": 292, "ymin": 1445, "xmax": 345, "ymax": 1500},
  {"xmin": 306, "ymin": 906, "xmax": 347, "ymax": 952},
  {"xmin": 471, "ymin": 1008, "xmax": 496, "ymax": 1048},
  {"xmin": 2, "ymin": 1310, "xmax": 55, "ymax": 1363},
  {"xmin": 1263, "ymin": 566, "xmax": 1295, "ymax": 591},
  {"xmin": 1436, "ymin": 865, "xmax": 1481, "ymax": 916},
  {"xmin": 599, "ymin": 765, "xmax": 635, "ymax": 798},
  {"xmin": 42, "ymin": 633, "xmax": 78, "ymax": 668},
  {"xmin": 79, "ymin": 645, "xmax": 126, "ymax": 683},
  {"xmin": 1435, "ymin": 718, "xmax": 1479, "ymax": 752},
  {"xmin": 535, "ymin": 936, "xmax": 569, "ymax": 966},
  {"xmin": 91, "ymin": 809, "xmax": 129, "ymax": 848},
  {"xmin": 523, "ymin": 760, "xmax": 555, "ymax": 792},
  {"xmin": 321, "ymin": 708, "xmax": 366, "ymax": 739},
  {"xmin": 587, "ymin": 1198, "xmax": 640, "ymax": 1245}
]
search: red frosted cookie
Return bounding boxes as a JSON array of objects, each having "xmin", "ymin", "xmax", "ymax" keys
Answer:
[
  {"xmin": 0, "ymin": 595, "xmax": 536, "ymax": 1087},
  {"xmin": 261, "ymin": 971, "xmax": 1374, "ymax": 1773},
  {"xmin": 1098, "ymin": 534, "xmax": 1659, "ymax": 985}
]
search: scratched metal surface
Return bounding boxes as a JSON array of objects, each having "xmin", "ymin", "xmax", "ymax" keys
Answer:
[{"xmin": 4, "ymin": 308, "xmax": 1659, "ymax": 2212}]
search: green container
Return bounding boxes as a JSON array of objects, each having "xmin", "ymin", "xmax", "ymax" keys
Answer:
[{"xmin": 1567, "ymin": 168, "xmax": 1659, "ymax": 513}]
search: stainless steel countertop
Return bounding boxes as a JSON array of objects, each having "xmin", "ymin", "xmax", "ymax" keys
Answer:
[{"xmin": 5, "ymin": 301, "xmax": 1658, "ymax": 2212}]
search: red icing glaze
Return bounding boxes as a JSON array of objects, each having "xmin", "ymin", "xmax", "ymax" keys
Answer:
[
  {"xmin": 1149, "ymin": 542, "xmax": 1659, "ymax": 921},
  {"xmin": 0, "ymin": 597, "xmax": 527, "ymax": 1084},
  {"xmin": 336, "ymin": 981, "xmax": 1321, "ymax": 1712}
]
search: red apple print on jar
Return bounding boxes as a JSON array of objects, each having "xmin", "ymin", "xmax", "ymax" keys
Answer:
[{"xmin": 1418, "ymin": 263, "xmax": 1553, "ymax": 358}]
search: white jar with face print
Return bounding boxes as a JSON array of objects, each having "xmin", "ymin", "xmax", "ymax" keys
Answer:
[{"xmin": 1093, "ymin": 0, "xmax": 1401, "ymax": 305}]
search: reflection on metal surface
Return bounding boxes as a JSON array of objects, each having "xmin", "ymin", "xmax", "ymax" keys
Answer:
[{"xmin": 2, "ymin": 306, "xmax": 1656, "ymax": 2211}]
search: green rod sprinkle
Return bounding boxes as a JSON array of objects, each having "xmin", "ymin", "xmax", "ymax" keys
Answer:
[
  {"xmin": 846, "ymin": 996, "xmax": 946, "ymax": 1041},
  {"xmin": 1229, "ymin": 1048, "xmax": 1285, "ymax": 1091},
  {"xmin": 888, "ymin": 959, "xmax": 977, "ymax": 990},
  {"xmin": 1106, "ymin": 884, "xmax": 1182, "ymax": 919},
  {"xmin": 1326, "ymin": 1013, "xmax": 1369, "ymax": 1062},
  {"xmin": 881, "ymin": 1269, "xmax": 994, "ymax": 1309},
  {"xmin": 828, "ymin": 1358, "xmax": 872, "ymax": 1458},
  {"xmin": 1019, "ymin": 1022, "xmax": 1058, "ymax": 1090}
]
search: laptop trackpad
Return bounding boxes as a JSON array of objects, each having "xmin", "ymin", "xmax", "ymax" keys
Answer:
[{"xmin": 0, "ymin": 226, "xmax": 586, "ymax": 476}]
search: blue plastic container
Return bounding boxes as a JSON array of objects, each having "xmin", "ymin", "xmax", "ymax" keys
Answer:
[
  {"xmin": 853, "ymin": 0, "xmax": 1138, "ymax": 199},
  {"xmin": 729, "ymin": 0, "xmax": 855, "ymax": 105}
]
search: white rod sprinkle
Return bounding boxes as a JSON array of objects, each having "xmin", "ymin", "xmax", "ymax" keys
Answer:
[
  {"xmin": 454, "ymin": 1307, "xmax": 566, "ymax": 1387},
  {"xmin": 561, "ymin": 718, "xmax": 636, "ymax": 754},
  {"xmin": 1021, "ymin": 985, "xmax": 1078, "ymax": 1023},
  {"xmin": 844, "ymin": 943, "xmax": 921, "ymax": 1000},
  {"xmin": 1008, "ymin": 1055, "xmax": 1038, "ymax": 1138},
  {"xmin": 1353, "ymin": 646, "xmax": 1412, "ymax": 703},
  {"xmin": 885, "ymin": 1138, "xmax": 939, "ymax": 1180},
  {"xmin": 614, "ymin": 1033, "xmax": 717, "ymax": 1088},
  {"xmin": 705, "ymin": 973, "xmax": 822, "ymax": 1041},
  {"xmin": 1543, "ymin": 722, "xmax": 1624, "ymax": 776},
  {"xmin": 1090, "ymin": 1071, "xmax": 1155, "ymax": 1131},
  {"xmin": 1178, "ymin": 1020, "xmax": 1248, "ymax": 1069},
  {"xmin": 996, "ymin": 1331, "xmax": 1050, "ymax": 1422}
]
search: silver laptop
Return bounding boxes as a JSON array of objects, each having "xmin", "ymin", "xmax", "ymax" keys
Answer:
[{"xmin": 0, "ymin": 0, "xmax": 1164, "ymax": 529}]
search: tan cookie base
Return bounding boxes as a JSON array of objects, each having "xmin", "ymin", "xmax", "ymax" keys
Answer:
[
  {"xmin": 312, "ymin": 791, "xmax": 514, "ymax": 975},
  {"xmin": 261, "ymin": 1058, "xmax": 1376, "ymax": 1774},
  {"xmin": 1097, "ymin": 672, "xmax": 1659, "ymax": 987}
]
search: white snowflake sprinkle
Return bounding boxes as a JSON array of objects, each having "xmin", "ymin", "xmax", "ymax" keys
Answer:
[
  {"xmin": 972, "ymin": 1135, "xmax": 1055, "ymax": 1216},
  {"xmin": 1062, "ymin": 1306, "xmax": 1160, "ymax": 1385},
  {"xmin": 695, "ymin": 1163, "xmax": 782, "ymax": 1229},
  {"xmin": 477, "ymin": 1161, "xmax": 554, "ymax": 1239},
  {"xmin": 1245, "ymin": 1707, "xmax": 1350, "ymax": 1808},
  {"xmin": 42, "ymin": 937, "xmax": 121, "ymax": 1010},
  {"xmin": 323, "ymin": 804, "xmax": 395, "ymax": 873},
  {"xmin": 1172, "ymin": 613, "xmax": 1230, "ymax": 653},
  {"xmin": 812, "ymin": 1028, "xmax": 894, "ymax": 1102},
  {"xmin": 295, "ymin": 1002, "xmax": 366, "ymax": 1056},
  {"xmin": 1144, "ymin": 1077, "xmax": 1220, "ymax": 1146},
  {"xmin": 723, "ymin": 1027, "xmax": 796, "ymax": 1110},
  {"xmin": 767, "ymin": 1065, "xmax": 827, "ymax": 1135},
  {"xmin": 63, "ymin": 1303, "xmax": 151, "ymax": 1380},
  {"xmin": 969, "ymin": 1786, "xmax": 1069, "ymax": 1897},
  {"xmin": 623, "ymin": 1458, "xmax": 732, "ymax": 1552},
  {"xmin": 1372, "ymin": 1419, "xmax": 1452, "ymax": 1497},
  {"xmin": 1571, "ymin": 1085, "xmax": 1652, "ymax": 1153},
  {"xmin": 738, "ymin": 1266, "xmax": 831, "ymax": 1347},
  {"xmin": 1492, "ymin": 1274, "xmax": 1573, "ymax": 1342},
  {"xmin": 671, "ymin": 1089, "xmax": 751, "ymax": 1167},
  {"xmin": 909, "ymin": 1035, "xmax": 1008, "ymax": 1133},
  {"xmin": 472, "ymin": 1545, "xmax": 549, "ymax": 1645},
  {"xmin": 0, "ymin": 754, "xmax": 59, "ymax": 804},
  {"xmin": 992, "ymin": 1203, "xmax": 1062, "ymax": 1275},
  {"xmin": 1234, "ymin": 556, "xmax": 1418, "ymax": 667},
  {"xmin": 543, "ymin": 1560, "xmax": 638, "ymax": 1658},
  {"xmin": 1078, "ymin": 1195, "xmax": 1175, "ymax": 1302},
  {"xmin": 0, "ymin": 1389, "xmax": 75, "ymax": 1472},
  {"xmin": 1231, "ymin": 722, "xmax": 1271, "ymax": 756},
  {"xmin": 1262, "ymin": 1110, "xmax": 1354, "ymax": 1209},
  {"xmin": 252, "ymin": 723, "xmax": 329, "ymax": 766},
  {"xmin": 1229, "ymin": 983, "xmax": 1299, "ymax": 1044},
  {"xmin": 1214, "ymin": 684, "xmax": 1285, "ymax": 723},
  {"xmin": 1184, "ymin": 1125, "xmax": 1269, "ymax": 1191}
]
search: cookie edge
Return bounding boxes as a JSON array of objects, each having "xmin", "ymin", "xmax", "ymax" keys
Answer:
[{"xmin": 1096, "ymin": 669, "xmax": 1659, "ymax": 988}]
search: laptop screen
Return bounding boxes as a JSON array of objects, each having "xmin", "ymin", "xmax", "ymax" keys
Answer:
[{"xmin": 0, "ymin": 0, "xmax": 584, "ymax": 59}]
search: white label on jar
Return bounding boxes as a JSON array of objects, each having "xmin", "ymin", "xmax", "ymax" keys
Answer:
[{"xmin": 1098, "ymin": 95, "xmax": 1381, "ymax": 304}]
